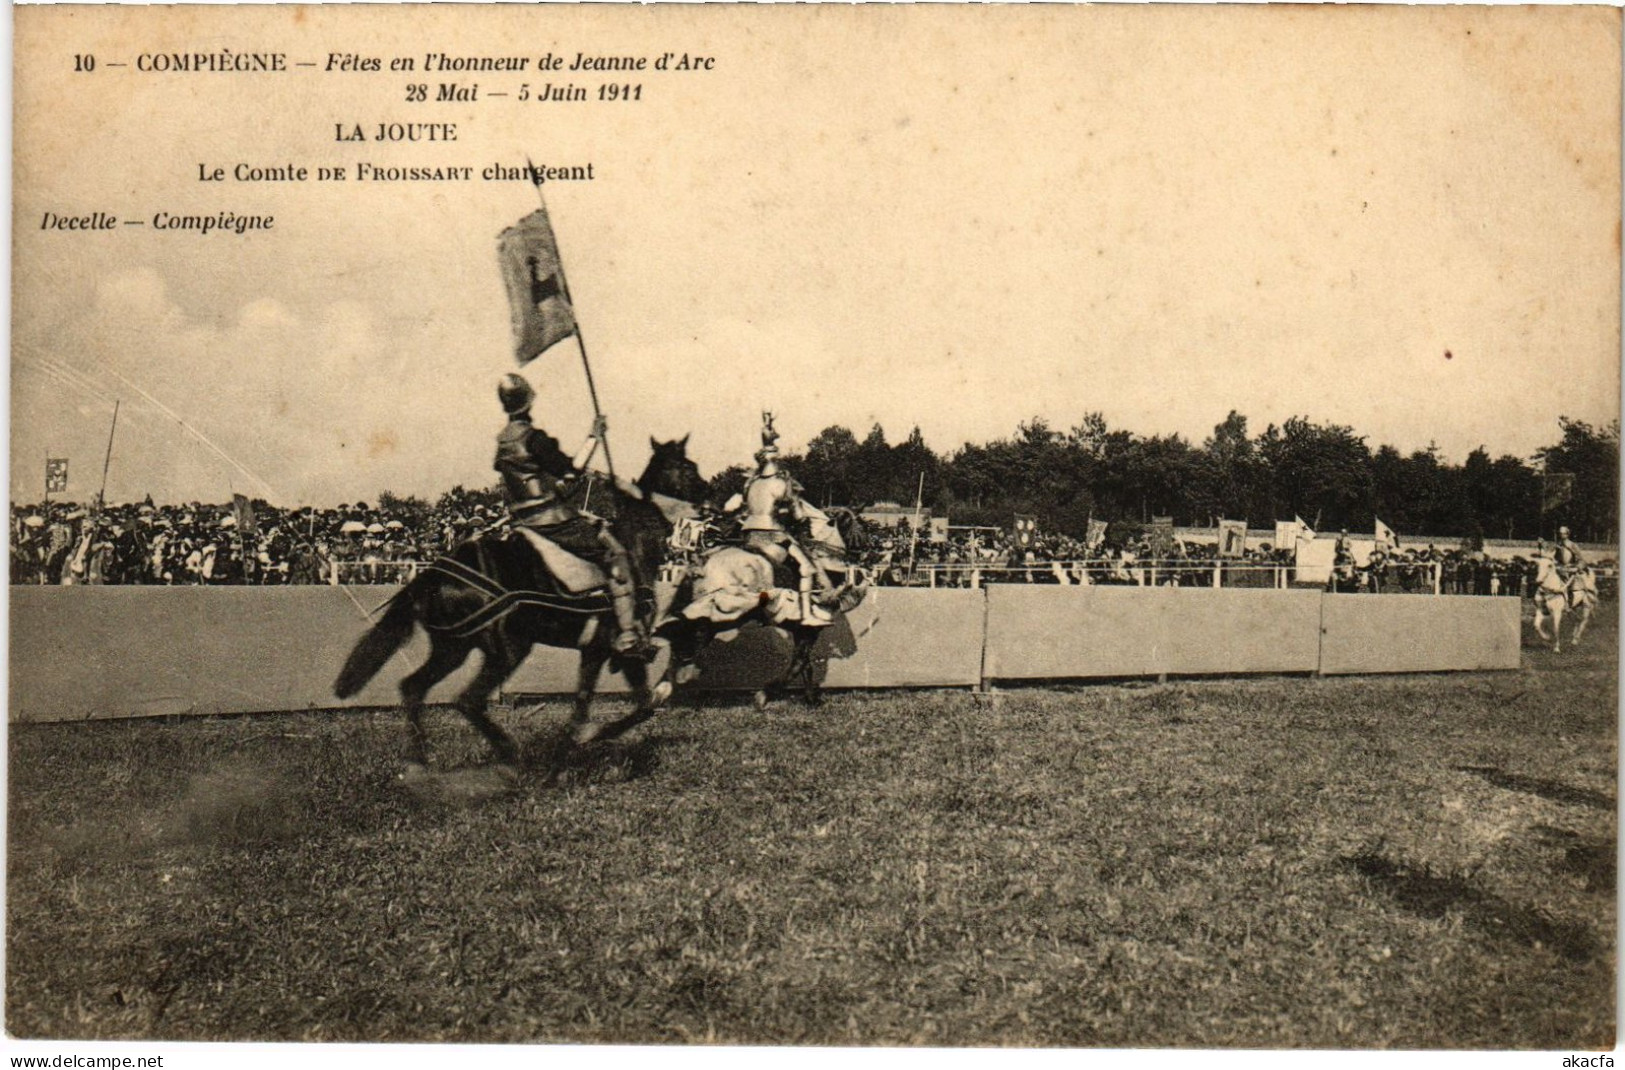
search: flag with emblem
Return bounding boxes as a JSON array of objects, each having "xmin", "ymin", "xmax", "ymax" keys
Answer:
[
  {"xmin": 498, "ymin": 207, "xmax": 578, "ymax": 366},
  {"xmin": 1013, "ymin": 514, "xmax": 1037, "ymax": 549},
  {"xmin": 45, "ymin": 458, "xmax": 68, "ymax": 494},
  {"xmin": 1147, "ymin": 516, "xmax": 1176, "ymax": 557},
  {"xmin": 1085, "ymin": 517, "xmax": 1108, "ymax": 552},
  {"xmin": 1218, "ymin": 518, "xmax": 1248, "ymax": 558},
  {"xmin": 1541, "ymin": 472, "xmax": 1575, "ymax": 513},
  {"xmin": 232, "ymin": 493, "xmax": 260, "ymax": 537}
]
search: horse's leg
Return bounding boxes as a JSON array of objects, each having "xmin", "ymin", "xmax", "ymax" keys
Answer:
[
  {"xmin": 1570, "ymin": 602, "xmax": 1591, "ymax": 647},
  {"xmin": 792, "ymin": 627, "xmax": 822, "ymax": 707},
  {"xmin": 398, "ymin": 637, "xmax": 472, "ymax": 769},
  {"xmin": 453, "ymin": 647, "xmax": 521, "ymax": 766},
  {"xmin": 578, "ymin": 654, "xmax": 661, "ymax": 745},
  {"xmin": 672, "ymin": 621, "xmax": 706, "ymax": 686},
  {"xmin": 572, "ymin": 644, "xmax": 609, "ymax": 731}
]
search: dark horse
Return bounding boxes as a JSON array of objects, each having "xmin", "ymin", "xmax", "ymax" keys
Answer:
[{"xmin": 333, "ymin": 437, "xmax": 709, "ymax": 768}]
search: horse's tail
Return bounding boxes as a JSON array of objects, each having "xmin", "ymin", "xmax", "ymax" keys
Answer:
[{"xmin": 333, "ymin": 584, "xmax": 419, "ymax": 699}]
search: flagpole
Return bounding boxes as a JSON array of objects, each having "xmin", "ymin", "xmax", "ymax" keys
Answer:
[
  {"xmin": 42, "ymin": 451, "xmax": 51, "ymax": 515},
  {"xmin": 96, "ymin": 400, "xmax": 120, "ymax": 513},
  {"xmin": 230, "ymin": 482, "xmax": 247, "ymax": 584},
  {"xmin": 907, "ymin": 471, "xmax": 925, "ymax": 578},
  {"xmin": 525, "ymin": 158, "xmax": 616, "ymax": 482}
]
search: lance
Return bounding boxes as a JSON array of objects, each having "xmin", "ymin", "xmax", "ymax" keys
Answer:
[{"xmin": 525, "ymin": 157, "xmax": 616, "ymax": 482}]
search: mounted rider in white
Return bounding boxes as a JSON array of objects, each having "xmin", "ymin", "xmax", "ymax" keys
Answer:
[
  {"xmin": 732, "ymin": 413, "xmax": 835, "ymax": 624},
  {"xmin": 1554, "ymin": 526, "xmax": 1585, "ymax": 575},
  {"xmin": 1553, "ymin": 525, "xmax": 1598, "ymax": 606}
]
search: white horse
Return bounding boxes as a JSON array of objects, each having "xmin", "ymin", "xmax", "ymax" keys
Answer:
[{"xmin": 1531, "ymin": 557, "xmax": 1598, "ymax": 652}]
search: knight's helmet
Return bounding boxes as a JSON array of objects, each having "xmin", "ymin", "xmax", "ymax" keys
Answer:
[
  {"xmin": 754, "ymin": 411, "xmax": 782, "ymax": 476},
  {"xmin": 498, "ymin": 373, "xmax": 535, "ymax": 415}
]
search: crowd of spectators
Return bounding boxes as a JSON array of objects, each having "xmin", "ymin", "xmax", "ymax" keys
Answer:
[
  {"xmin": 9, "ymin": 491, "xmax": 504, "ymax": 586},
  {"xmin": 861, "ymin": 525, "xmax": 1295, "ymax": 589},
  {"xmin": 12, "ymin": 495, "xmax": 1617, "ymax": 599},
  {"xmin": 857, "ymin": 521, "xmax": 1617, "ymax": 597}
]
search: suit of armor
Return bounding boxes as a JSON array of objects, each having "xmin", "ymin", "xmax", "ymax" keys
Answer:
[
  {"xmin": 736, "ymin": 414, "xmax": 832, "ymax": 622},
  {"xmin": 493, "ymin": 374, "xmax": 646, "ymax": 655},
  {"xmin": 1554, "ymin": 530, "xmax": 1586, "ymax": 578}
]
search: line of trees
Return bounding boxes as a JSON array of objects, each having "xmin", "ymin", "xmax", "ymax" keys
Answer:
[{"xmin": 709, "ymin": 413, "xmax": 1618, "ymax": 545}]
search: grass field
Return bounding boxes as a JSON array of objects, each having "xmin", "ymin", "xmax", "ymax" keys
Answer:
[{"xmin": 7, "ymin": 611, "xmax": 1616, "ymax": 1047}]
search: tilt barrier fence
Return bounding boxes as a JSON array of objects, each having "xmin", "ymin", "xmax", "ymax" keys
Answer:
[{"xmin": 9, "ymin": 584, "xmax": 1522, "ymax": 723}]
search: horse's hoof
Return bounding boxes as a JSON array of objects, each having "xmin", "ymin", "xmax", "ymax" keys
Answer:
[
  {"xmin": 652, "ymin": 681, "xmax": 674, "ymax": 709},
  {"xmin": 674, "ymin": 664, "xmax": 701, "ymax": 686},
  {"xmin": 753, "ymin": 690, "xmax": 769, "ymax": 711},
  {"xmin": 399, "ymin": 762, "xmax": 430, "ymax": 783},
  {"xmin": 572, "ymin": 721, "xmax": 605, "ymax": 746}
]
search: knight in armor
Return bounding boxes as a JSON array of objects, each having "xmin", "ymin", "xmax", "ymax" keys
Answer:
[
  {"xmin": 494, "ymin": 373, "xmax": 648, "ymax": 656},
  {"xmin": 735, "ymin": 413, "xmax": 835, "ymax": 624},
  {"xmin": 1554, "ymin": 525, "xmax": 1586, "ymax": 575}
]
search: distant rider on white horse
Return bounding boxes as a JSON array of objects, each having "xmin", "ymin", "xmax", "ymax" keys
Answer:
[
  {"xmin": 1555, "ymin": 525, "xmax": 1598, "ymax": 619},
  {"xmin": 1531, "ymin": 531, "xmax": 1597, "ymax": 652}
]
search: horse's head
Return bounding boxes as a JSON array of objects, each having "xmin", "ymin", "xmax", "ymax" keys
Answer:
[
  {"xmin": 832, "ymin": 508, "xmax": 876, "ymax": 555},
  {"xmin": 1532, "ymin": 553, "xmax": 1566, "ymax": 592},
  {"xmin": 637, "ymin": 434, "xmax": 708, "ymax": 505}
]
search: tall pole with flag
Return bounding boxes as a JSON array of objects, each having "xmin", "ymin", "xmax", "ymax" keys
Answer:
[
  {"xmin": 95, "ymin": 400, "xmax": 120, "ymax": 514},
  {"xmin": 498, "ymin": 162, "xmax": 616, "ymax": 481},
  {"xmin": 906, "ymin": 471, "xmax": 925, "ymax": 577}
]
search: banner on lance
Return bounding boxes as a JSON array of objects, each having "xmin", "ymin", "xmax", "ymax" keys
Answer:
[{"xmin": 498, "ymin": 206, "xmax": 579, "ymax": 366}]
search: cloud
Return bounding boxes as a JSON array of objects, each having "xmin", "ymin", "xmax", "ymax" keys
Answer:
[{"xmin": 13, "ymin": 266, "xmax": 501, "ymax": 506}]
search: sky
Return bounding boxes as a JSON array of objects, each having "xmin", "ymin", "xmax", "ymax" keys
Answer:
[{"xmin": 11, "ymin": 5, "xmax": 1621, "ymax": 508}]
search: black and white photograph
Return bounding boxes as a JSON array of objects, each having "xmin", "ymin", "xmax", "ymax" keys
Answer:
[{"xmin": 7, "ymin": 3, "xmax": 1619, "ymax": 1058}]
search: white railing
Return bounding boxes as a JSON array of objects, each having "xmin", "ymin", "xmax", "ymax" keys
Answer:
[
  {"xmin": 329, "ymin": 560, "xmax": 424, "ymax": 585},
  {"xmin": 878, "ymin": 558, "xmax": 1463, "ymax": 594}
]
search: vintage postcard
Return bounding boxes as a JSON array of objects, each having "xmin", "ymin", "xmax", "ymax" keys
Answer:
[{"xmin": 8, "ymin": 4, "xmax": 1619, "ymax": 1062}]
